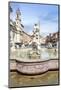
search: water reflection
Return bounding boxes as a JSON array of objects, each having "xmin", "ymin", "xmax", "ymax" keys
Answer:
[{"xmin": 10, "ymin": 71, "xmax": 59, "ymax": 87}]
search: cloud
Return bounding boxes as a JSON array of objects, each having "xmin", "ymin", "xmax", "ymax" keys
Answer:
[
  {"xmin": 40, "ymin": 21, "xmax": 58, "ymax": 34},
  {"xmin": 39, "ymin": 11, "xmax": 58, "ymax": 23},
  {"xmin": 39, "ymin": 11, "xmax": 58, "ymax": 35},
  {"xmin": 24, "ymin": 24, "xmax": 33, "ymax": 35}
]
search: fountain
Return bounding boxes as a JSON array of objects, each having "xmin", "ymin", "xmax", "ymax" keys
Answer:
[
  {"xmin": 10, "ymin": 9, "xmax": 58, "ymax": 75},
  {"xmin": 28, "ymin": 42, "xmax": 40, "ymax": 59},
  {"xmin": 28, "ymin": 24, "xmax": 41, "ymax": 59}
]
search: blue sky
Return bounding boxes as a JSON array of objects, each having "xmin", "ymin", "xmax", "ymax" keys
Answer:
[{"xmin": 10, "ymin": 2, "xmax": 58, "ymax": 36}]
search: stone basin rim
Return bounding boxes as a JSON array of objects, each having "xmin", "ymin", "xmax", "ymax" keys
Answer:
[{"xmin": 10, "ymin": 58, "xmax": 59, "ymax": 63}]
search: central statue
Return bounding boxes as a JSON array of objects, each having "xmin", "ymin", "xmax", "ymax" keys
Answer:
[{"xmin": 28, "ymin": 23, "xmax": 41, "ymax": 59}]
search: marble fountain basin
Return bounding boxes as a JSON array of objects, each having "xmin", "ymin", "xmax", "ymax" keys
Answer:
[
  {"xmin": 10, "ymin": 59, "xmax": 58, "ymax": 75},
  {"xmin": 10, "ymin": 48, "xmax": 59, "ymax": 75}
]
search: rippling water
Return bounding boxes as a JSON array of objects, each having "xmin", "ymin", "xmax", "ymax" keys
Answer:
[{"xmin": 9, "ymin": 71, "xmax": 59, "ymax": 87}]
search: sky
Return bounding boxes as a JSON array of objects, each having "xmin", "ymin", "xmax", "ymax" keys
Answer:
[{"xmin": 10, "ymin": 2, "xmax": 59, "ymax": 36}]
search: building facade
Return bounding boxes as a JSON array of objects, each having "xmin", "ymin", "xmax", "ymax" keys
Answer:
[{"xmin": 10, "ymin": 9, "xmax": 32, "ymax": 50}]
